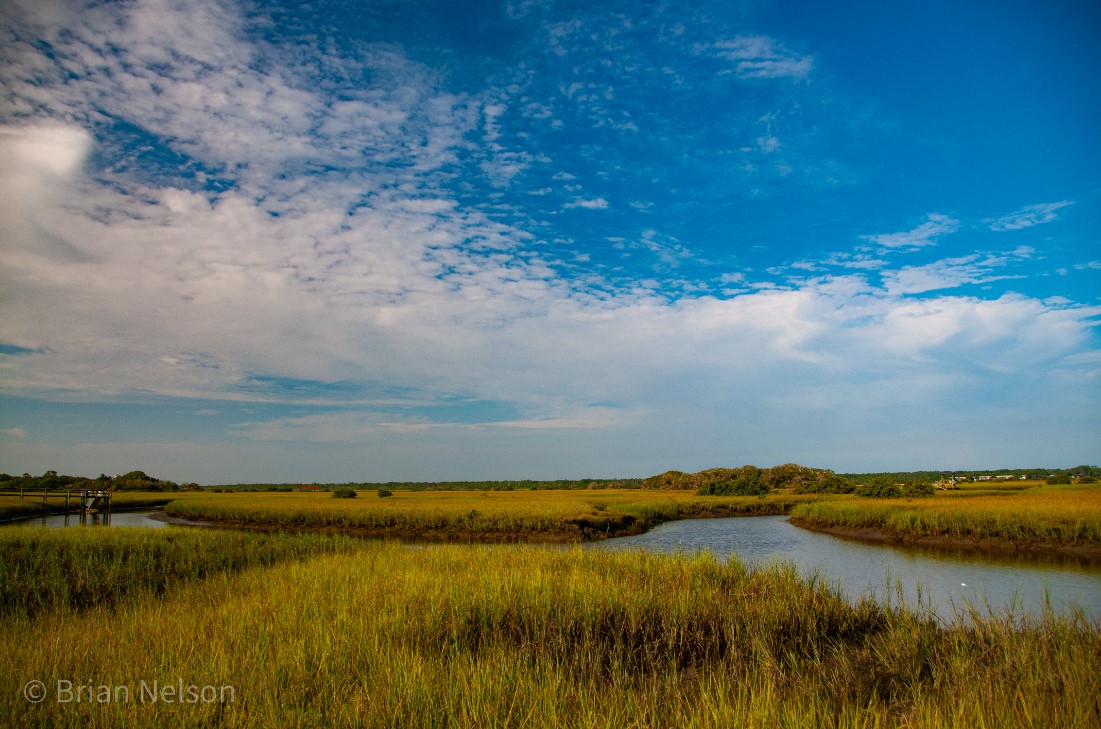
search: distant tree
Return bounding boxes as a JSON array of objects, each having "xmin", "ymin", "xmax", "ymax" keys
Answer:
[
  {"xmin": 1046, "ymin": 474, "xmax": 1072, "ymax": 485},
  {"xmin": 376, "ymin": 489, "xmax": 393, "ymax": 498},
  {"xmin": 332, "ymin": 488, "xmax": 357, "ymax": 498}
]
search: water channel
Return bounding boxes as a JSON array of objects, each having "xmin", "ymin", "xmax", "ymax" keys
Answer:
[
  {"xmin": 12, "ymin": 510, "xmax": 170, "ymax": 529},
  {"xmin": 585, "ymin": 515, "xmax": 1101, "ymax": 623},
  {"xmin": 12, "ymin": 510, "xmax": 1100, "ymax": 623}
]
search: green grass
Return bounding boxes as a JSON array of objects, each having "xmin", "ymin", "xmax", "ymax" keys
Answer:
[
  {"xmin": 0, "ymin": 530, "xmax": 1097, "ymax": 728},
  {"xmin": 790, "ymin": 484, "xmax": 1101, "ymax": 544}
]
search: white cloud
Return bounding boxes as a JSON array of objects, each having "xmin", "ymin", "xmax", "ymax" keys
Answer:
[
  {"xmin": 564, "ymin": 197, "xmax": 609, "ymax": 210},
  {"xmin": 881, "ymin": 253, "xmax": 1026, "ymax": 296},
  {"xmin": 0, "ymin": 123, "xmax": 92, "ymax": 267},
  {"xmin": 988, "ymin": 201, "xmax": 1072, "ymax": 231},
  {"xmin": 861, "ymin": 213, "xmax": 959, "ymax": 249},
  {"xmin": 0, "ymin": 124, "xmax": 90, "ymax": 178},
  {"xmin": 822, "ymin": 251, "xmax": 889, "ymax": 270}
]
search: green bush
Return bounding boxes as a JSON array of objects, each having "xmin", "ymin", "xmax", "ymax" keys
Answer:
[
  {"xmin": 641, "ymin": 470, "xmax": 694, "ymax": 489},
  {"xmin": 902, "ymin": 481, "xmax": 935, "ymax": 498},
  {"xmin": 855, "ymin": 476, "xmax": 902, "ymax": 498},
  {"xmin": 332, "ymin": 488, "xmax": 357, "ymax": 499},
  {"xmin": 1045, "ymin": 474, "xmax": 1072, "ymax": 485},
  {"xmin": 377, "ymin": 489, "xmax": 393, "ymax": 498},
  {"xmin": 696, "ymin": 466, "xmax": 770, "ymax": 496}
]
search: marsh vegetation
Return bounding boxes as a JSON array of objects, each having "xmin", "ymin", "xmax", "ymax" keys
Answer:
[
  {"xmin": 3, "ymin": 468, "xmax": 1099, "ymax": 726},
  {"xmin": 1, "ymin": 529, "xmax": 1097, "ymax": 728}
]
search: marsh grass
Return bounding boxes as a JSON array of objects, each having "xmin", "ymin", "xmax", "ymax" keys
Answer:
[
  {"xmin": 790, "ymin": 485, "xmax": 1101, "ymax": 544},
  {"xmin": 0, "ymin": 528, "xmax": 361, "ymax": 618},
  {"xmin": 160, "ymin": 489, "xmax": 827, "ymax": 540},
  {"xmin": 0, "ymin": 533, "xmax": 1097, "ymax": 728}
]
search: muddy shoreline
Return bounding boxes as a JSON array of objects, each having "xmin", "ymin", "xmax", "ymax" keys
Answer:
[{"xmin": 788, "ymin": 516, "xmax": 1101, "ymax": 563}]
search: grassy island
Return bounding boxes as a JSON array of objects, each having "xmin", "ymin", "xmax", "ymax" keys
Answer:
[
  {"xmin": 789, "ymin": 482, "xmax": 1101, "ymax": 559},
  {"xmin": 158, "ymin": 489, "xmax": 825, "ymax": 541}
]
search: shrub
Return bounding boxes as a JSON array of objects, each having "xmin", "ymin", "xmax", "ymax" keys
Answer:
[
  {"xmin": 696, "ymin": 466, "xmax": 770, "ymax": 496},
  {"xmin": 855, "ymin": 476, "xmax": 902, "ymax": 498},
  {"xmin": 902, "ymin": 481, "xmax": 935, "ymax": 498},
  {"xmin": 641, "ymin": 470, "xmax": 695, "ymax": 489},
  {"xmin": 332, "ymin": 488, "xmax": 357, "ymax": 499},
  {"xmin": 377, "ymin": 489, "xmax": 393, "ymax": 498},
  {"xmin": 784, "ymin": 467, "xmax": 856, "ymax": 494},
  {"xmin": 1046, "ymin": 474, "xmax": 1072, "ymax": 485}
]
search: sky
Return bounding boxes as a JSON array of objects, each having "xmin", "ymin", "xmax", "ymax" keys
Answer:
[{"xmin": 0, "ymin": 0, "xmax": 1099, "ymax": 483}]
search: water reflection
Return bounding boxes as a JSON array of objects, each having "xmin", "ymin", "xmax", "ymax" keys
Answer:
[
  {"xmin": 585, "ymin": 516, "xmax": 1101, "ymax": 623},
  {"xmin": 13, "ymin": 510, "xmax": 169, "ymax": 529}
]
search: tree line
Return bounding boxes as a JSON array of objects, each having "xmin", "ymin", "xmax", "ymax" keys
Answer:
[
  {"xmin": 0, "ymin": 471, "xmax": 201, "ymax": 492},
  {"xmin": 4, "ymin": 465, "xmax": 1096, "ymax": 496}
]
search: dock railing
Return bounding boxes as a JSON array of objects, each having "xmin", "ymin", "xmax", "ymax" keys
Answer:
[{"xmin": 0, "ymin": 488, "xmax": 113, "ymax": 522}]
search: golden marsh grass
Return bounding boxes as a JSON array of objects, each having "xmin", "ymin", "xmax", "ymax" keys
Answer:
[
  {"xmin": 791, "ymin": 484, "xmax": 1101, "ymax": 545},
  {"xmin": 161, "ymin": 489, "xmax": 831, "ymax": 539},
  {"xmin": 1, "ymin": 531, "xmax": 1097, "ymax": 728}
]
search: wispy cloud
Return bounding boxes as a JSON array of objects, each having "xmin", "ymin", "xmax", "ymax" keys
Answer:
[
  {"xmin": 987, "ymin": 201, "xmax": 1072, "ymax": 231},
  {"xmin": 881, "ymin": 249, "xmax": 1032, "ymax": 296},
  {"xmin": 712, "ymin": 36, "xmax": 813, "ymax": 80},
  {"xmin": 861, "ymin": 213, "xmax": 959, "ymax": 249}
]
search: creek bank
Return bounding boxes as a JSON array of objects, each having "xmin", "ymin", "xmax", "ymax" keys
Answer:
[{"xmin": 789, "ymin": 516, "xmax": 1101, "ymax": 563}]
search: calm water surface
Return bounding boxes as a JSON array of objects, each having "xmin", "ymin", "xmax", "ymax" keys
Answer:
[
  {"xmin": 13, "ymin": 510, "xmax": 169, "ymax": 529},
  {"xmin": 586, "ymin": 516, "xmax": 1101, "ymax": 623}
]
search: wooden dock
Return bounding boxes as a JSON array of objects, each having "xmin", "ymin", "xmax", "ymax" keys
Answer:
[{"xmin": 0, "ymin": 488, "xmax": 113, "ymax": 523}]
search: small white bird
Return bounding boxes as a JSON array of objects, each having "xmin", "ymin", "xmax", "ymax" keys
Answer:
[{"xmin": 961, "ymin": 582, "xmax": 968, "ymax": 587}]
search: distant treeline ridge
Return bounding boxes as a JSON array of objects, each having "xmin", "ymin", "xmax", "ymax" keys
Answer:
[{"xmin": 3, "ymin": 465, "xmax": 1098, "ymax": 494}]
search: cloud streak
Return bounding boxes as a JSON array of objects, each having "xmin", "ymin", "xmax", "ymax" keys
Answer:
[
  {"xmin": 987, "ymin": 201, "xmax": 1072, "ymax": 231},
  {"xmin": 712, "ymin": 36, "xmax": 814, "ymax": 80},
  {"xmin": 861, "ymin": 214, "xmax": 959, "ymax": 249}
]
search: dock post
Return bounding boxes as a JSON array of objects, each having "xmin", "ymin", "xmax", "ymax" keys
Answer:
[{"xmin": 65, "ymin": 490, "xmax": 70, "ymax": 514}]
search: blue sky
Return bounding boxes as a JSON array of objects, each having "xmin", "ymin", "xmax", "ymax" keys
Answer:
[{"xmin": 1, "ymin": 0, "xmax": 1098, "ymax": 483}]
